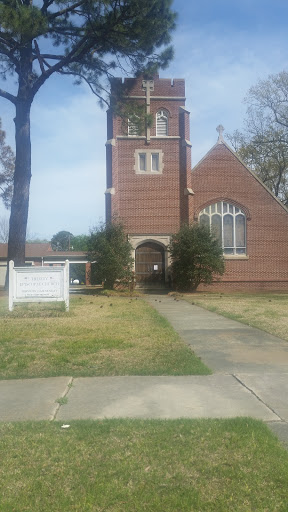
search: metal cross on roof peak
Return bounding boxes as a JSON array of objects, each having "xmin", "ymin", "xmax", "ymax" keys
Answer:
[{"xmin": 216, "ymin": 124, "xmax": 225, "ymax": 143}]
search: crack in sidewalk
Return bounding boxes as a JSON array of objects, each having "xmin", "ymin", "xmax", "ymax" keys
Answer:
[
  {"xmin": 52, "ymin": 377, "xmax": 74, "ymax": 421},
  {"xmin": 232, "ymin": 374, "xmax": 285, "ymax": 422}
]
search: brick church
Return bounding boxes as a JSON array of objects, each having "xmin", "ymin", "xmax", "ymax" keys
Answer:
[{"xmin": 105, "ymin": 75, "xmax": 288, "ymax": 291}]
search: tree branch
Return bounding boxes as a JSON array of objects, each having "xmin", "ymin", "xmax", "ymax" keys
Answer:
[
  {"xmin": 0, "ymin": 88, "xmax": 17, "ymax": 105},
  {"xmin": 0, "ymin": 30, "xmax": 18, "ymax": 48},
  {"xmin": 47, "ymin": 0, "xmax": 86, "ymax": 20},
  {"xmin": 58, "ymin": 69, "xmax": 110, "ymax": 106},
  {"xmin": 32, "ymin": 52, "xmax": 65, "ymax": 61},
  {"xmin": 30, "ymin": 35, "xmax": 95, "ymax": 97},
  {"xmin": 33, "ymin": 40, "xmax": 45, "ymax": 74},
  {"xmin": 0, "ymin": 44, "xmax": 19, "ymax": 72},
  {"xmin": 41, "ymin": 0, "xmax": 55, "ymax": 14}
]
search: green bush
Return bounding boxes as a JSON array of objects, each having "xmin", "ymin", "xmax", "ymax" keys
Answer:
[
  {"xmin": 169, "ymin": 223, "xmax": 225, "ymax": 291},
  {"xmin": 87, "ymin": 221, "xmax": 133, "ymax": 289}
]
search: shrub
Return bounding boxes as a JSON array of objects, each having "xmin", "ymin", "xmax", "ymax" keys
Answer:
[
  {"xmin": 169, "ymin": 223, "xmax": 225, "ymax": 291},
  {"xmin": 87, "ymin": 221, "xmax": 133, "ymax": 290}
]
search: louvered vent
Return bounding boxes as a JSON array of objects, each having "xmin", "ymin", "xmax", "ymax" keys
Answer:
[{"xmin": 156, "ymin": 110, "xmax": 168, "ymax": 136}]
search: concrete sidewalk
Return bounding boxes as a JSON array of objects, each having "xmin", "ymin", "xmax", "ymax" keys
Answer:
[
  {"xmin": 145, "ymin": 294, "xmax": 288, "ymax": 444},
  {"xmin": 0, "ymin": 374, "xmax": 283, "ymax": 422},
  {"xmin": 0, "ymin": 294, "xmax": 288, "ymax": 445},
  {"xmin": 145, "ymin": 294, "xmax": 288, "ymax": 374}
]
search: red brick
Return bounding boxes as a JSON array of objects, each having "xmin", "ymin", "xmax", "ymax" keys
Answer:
[{"xmin": 106, "ymin": 76, "xmax": 288, "ymax": 291}]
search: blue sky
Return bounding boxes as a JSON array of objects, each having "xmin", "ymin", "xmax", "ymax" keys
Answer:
[{"xmin": 1, "ymin": 0, "xmax": 288, "ymax": 240}]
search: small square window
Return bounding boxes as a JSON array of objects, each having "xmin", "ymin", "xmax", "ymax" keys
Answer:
[
  {"xmin": 134, "ymin": 149, "xmax": 163, "ymax": 174},
  {"xmin": 151, "ymin": 153, "xmax": 159, "ymax": 171}
]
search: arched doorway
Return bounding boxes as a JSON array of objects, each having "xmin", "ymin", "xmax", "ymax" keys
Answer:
[{"xmin": 135, "ymin": 242, "xmax": 165, "ymax": 284}]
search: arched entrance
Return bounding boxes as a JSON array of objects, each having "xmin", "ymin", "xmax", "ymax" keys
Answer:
[{"xmin": 135, "ymin": 242, "xmax": 165, "ymax": 284}]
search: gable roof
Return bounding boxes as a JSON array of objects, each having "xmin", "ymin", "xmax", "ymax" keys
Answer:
[{"xmin": 192, "ymin": 137, "xmax": 288, "ymax": 215}]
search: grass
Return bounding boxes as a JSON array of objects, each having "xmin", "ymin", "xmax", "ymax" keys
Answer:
[
  {"xmin": 0, "ymin": 418, "xmax": 288, "ymax": 511},
  {"xmin": 182, "ymin": 292, "xmax": 288, "ymax": 341},
  {"xmin": 0, "ymin": 293, "xmax": 210, "ymax": 379},
  {"xmin": 55, "ymin": 396, "xmax": 68, "ymax": 405}
]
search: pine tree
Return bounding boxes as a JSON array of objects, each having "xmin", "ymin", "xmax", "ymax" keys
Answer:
[{"xmin": 0, "ymin": 0, "xmax": 176, "ymax": 265}]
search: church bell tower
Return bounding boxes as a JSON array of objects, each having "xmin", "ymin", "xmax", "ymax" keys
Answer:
[{"xmin": 105, "ymin": 75, "xmax": 193, "ymax": 285}]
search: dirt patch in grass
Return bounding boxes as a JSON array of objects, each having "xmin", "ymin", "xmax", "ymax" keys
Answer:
[
  {"xmin": 0, "ymin": 294, "xmax": 210, "ymax": 379},
  {"xmin": 0, "ymin": 418, "xmax": 288, "ymax": 511},
  {"xmin": 182, "ymin": 292, "xmax": 288, "ymax": 341}
]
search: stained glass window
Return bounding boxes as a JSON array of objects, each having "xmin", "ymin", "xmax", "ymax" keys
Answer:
[{"xmin": 199, "ymin": 202, "xmax": 246, "ymax": 255}]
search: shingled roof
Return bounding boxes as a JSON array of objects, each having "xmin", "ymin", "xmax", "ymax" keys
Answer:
[{"xmin": 0, "ymin": 243, "xmax": 86, "ymax": 259}]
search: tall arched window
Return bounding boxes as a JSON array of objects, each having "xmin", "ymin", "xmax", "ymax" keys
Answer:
[
  {"xmin": 199, "ymin": 202, "xmax": 246, "ymax": 255},
  {"xmin": 156, "ymin": 110, "xmax": 168, "ymax": 136}
]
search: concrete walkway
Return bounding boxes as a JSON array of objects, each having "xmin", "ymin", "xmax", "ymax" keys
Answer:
[
  {"xmin": 146, "ymin": 294, "xmax": 288, "ymax": 373},
  {"xmin": 1, "ymin": 294, "xmax": 288, "ymax": 445}
]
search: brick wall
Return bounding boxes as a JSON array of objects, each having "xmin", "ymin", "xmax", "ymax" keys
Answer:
[
  {"xmin": 106, "ymin": 76, "xmax": 288, "ymax": 291},
  {"xmin": 192, "ymin": 143, "xmax": 288, "ymax": 288},
  {"xmin": 106, "ymin": 75, "xmax": 190, "ymax": 234}
]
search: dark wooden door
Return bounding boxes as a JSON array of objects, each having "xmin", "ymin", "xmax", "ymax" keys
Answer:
[{"xmin": 135, "ymin": 242, "xmax": 165, "ymax": 283}]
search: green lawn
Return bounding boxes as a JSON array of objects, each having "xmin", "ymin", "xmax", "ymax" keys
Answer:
[
  {"xmin": 182, "ymin": 292, "xmax": 288, "ymax": 341},
  {"xmin": 1, "ymin": 418, "xmax": 288, "ymax": 511},
  {"xmin": 0, "ymin": 293, "xmax": 210, "ymax": 379},
  {"xmin": 2, "ymin": 290, "xmax": 287, "ymax": 512}
]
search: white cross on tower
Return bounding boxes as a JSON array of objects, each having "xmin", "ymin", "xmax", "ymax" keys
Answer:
[{"xmin": 216, "ymin": 124, "xmax": 225, "ymax": 143}]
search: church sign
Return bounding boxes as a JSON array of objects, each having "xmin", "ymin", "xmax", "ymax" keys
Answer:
[{"xmin": 9, "ymin": 260, "xmax": 69, "ymax": 311}]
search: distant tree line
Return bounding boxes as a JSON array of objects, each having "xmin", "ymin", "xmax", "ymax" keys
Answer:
[{"xmin": 50, "ymin": 231, "xmax": 89, "ymax": 252}]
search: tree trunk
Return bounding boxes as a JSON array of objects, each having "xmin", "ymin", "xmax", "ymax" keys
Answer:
[{"xmin": 7, "ymin": 100, "xmax": 32, "ymax": 267}]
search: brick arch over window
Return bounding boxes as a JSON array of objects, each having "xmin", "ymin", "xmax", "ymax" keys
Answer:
[
  {"xmin": 134, "ymin": 239, "xmax": 167, "ymax": 250},
  {"xmin": 194, "ymin": 198, "xmax": 251, "ymax": 221},
  {"xmin": 198, "ymin": 200, "xmax": 248, "ymax": 256}
]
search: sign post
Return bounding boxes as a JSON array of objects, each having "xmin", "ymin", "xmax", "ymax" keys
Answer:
[{"xmin": 9, "ymin": 260, "xmax": 69, "ymax": 312}]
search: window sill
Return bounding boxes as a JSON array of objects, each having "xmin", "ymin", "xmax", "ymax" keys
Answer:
[
  {"xmin": 135, "ymin": 171, "xmax": 162, "ymax": 175},
  {"xmin": 117, "ymin": 136, "xmax": 146, "ymax": 139},
  {"xmin": 150, "ymin": 136, "xmax": 181, "ymax": 139},
  {"xmin": 224, "ymin": 255, "xmax": 249, "ymax": 260}
]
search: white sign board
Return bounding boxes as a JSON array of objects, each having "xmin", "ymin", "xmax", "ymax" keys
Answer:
[{"xmin": 9, "ymin": 260, "xmax": 69, "ymax": 311}]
